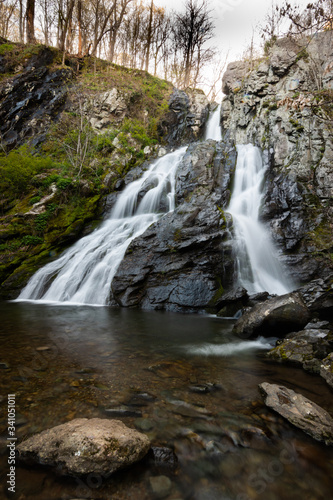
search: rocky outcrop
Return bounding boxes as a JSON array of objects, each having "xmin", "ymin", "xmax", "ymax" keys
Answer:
[
  {"xmin": 232, "ymin": 292, "xmax": 310, "ymax": 339},
  {"xmin": 17, "ymin": 418, "xmax": 150, "ymax": 475},
  {"xmin": 221, "ymin": 31, "xmax": 333, "ymax": 284},
  {"xmin": 259, "ymin": 382, "xmax": 333, "ymax": 445},
  {"xmin": 88, "ymin": 88, "xmax": 127, "ymax": 130},
  {"xmin": 268, "ymin": 327, "xmax": 333, "ymax": 373},
  {"xmin": 111, "ymin": 139, "xmax": 236, "ymax": 312},
  {"xmin": 0, "ymin": 45, "xmax": 73, "ymax": 148},
  {"xmin": 298, "ymin": 274, "xmax": 333, "ymax": 318},
  {"xmin": 164, "ymin": 88, "xmax": 209, "ymax": 145}
]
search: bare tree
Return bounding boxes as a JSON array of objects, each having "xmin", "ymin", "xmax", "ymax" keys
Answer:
[
  {"xmin": 26, "ymin": 0, "xmax": 35, "ymax": 42},
  {"xmin": 172, "ymin": 0, "xmax": 214, "ymax": 88}
]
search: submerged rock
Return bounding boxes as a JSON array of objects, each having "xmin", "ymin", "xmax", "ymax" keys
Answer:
[
  {"xmin": 232, "ymin": 292, "xmax": 310, "ymax": 339},
  {"xmin": 259, "ymin": 382, "xmax": 333, "ymax": 445},
  {"xmin": 267, "ymin": 329, "xmax": 333, "ymax": 373},
  {"xmin": 17, "ymin": 418, "xmax": 150, "ymax": 475}
]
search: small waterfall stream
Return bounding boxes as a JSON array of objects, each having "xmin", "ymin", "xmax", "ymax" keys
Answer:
[
  {"xmin": 228, "ymin": 144, "xmax": 293, "ymax": 295},
  {"xmin": 205, "ymin": 104, "xmax": 222, "ymax": 141},
  {"xmin": 18, "ymin": 147, "xmax": 186, "ymax": 305}
]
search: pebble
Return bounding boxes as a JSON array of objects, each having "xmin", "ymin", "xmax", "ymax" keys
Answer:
[
  {"xmin": 149, "ymin": 475, "xmax": 172, "ymax": 499},
  {"xmin": 135, "ymin": 418, "xmax": 154, "ymax": 432},
  {"xmin": 36, "ymin": 346, "xmax": 51, "ymax": 351},
  {"xmin": 0, "ymin": 362, "xmax": 10, "ymax": 369}
]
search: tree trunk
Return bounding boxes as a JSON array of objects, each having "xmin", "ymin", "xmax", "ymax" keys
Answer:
[
  {"xmin": 145, "ymin": 0, "xmax": 154, "ymax": 72},
  {"xmin": 26, "ymin": 0, "xmax": 36, "ymax": 43},
  {"xmin": 78, "ymin": 0, "xmax": 83, "ymax": 56}
]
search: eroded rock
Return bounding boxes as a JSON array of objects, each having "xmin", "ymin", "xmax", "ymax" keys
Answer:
[
  {"xmin": 259, "ymin": 382, "xmax": 333, "ymax": 445},
  {"xmin": 232, "ymin": 292, "xmax": 310, "ymax": 339},
  {"xmin": 17, "ymin": 418, "xmax": 150, "ymax": 475},
  {"xmin": 267, "ymin": 328, "xmax": 333, "ymax": 373}
]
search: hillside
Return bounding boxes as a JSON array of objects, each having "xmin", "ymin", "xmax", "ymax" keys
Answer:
[{"xmin": 0, "ymin": 40, "xmax": 209, "ymax": 298}]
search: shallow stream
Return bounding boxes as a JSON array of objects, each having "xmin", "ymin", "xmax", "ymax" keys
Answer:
[{"xmin": 0, "ymin": 302, "xmax": 332, "ymax": 499}]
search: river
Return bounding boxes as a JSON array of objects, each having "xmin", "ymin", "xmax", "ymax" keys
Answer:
[{"xmin": 0, "ymin": 301, "xmax": 332, "ymax": 499}]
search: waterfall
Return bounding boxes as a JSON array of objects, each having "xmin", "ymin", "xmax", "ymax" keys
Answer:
[
  {"xmin": 18, "ymin": 147, "xmax": 186, "ymax": 305},
  {"xmin": 228, "ymin": 144, "xmax": 293, "ymax": 295},
  {"xmin": 204, "ymin": 104, "xmax": 222, "ymax": 141}
]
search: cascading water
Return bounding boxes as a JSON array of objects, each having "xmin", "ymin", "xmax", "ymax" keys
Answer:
[
  {"xmin": 228, "ymin": 144, "xmax": 293, "ymax": 295},
  {"xmin": 18, "ymin": 147, "xmax": 186, "ymax": 305},
  {"xmin": 205, "ymin": 104, "xmax": 222, "ymax": 141}
]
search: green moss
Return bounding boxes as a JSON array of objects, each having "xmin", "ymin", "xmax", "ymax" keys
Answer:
[{"xmin": 0, "ymin": 43, "xmax": 15, "ymax": 55}]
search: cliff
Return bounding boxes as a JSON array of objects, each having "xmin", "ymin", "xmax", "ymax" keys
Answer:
[{"xmin": 221, "ymin": 31, "xmax": 333, "ymax": 284}]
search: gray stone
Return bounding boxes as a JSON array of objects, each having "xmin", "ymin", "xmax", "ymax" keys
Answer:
[
  {"xmin": 320, "ymin": 353, "xmax": 333, "ymax": 389},
  {"xmin": 259, "ymin": 382, "xmax": 333, "ymax": 445},
  {"xmin": 232, "ymin": 292, "xmax": 310, "ymax": 339},
  {"xmin": 17, "ymin": 418, "xmax": 150, "ymax": 475},
  {"xmin": 221, "ymin": 31, "xmax": 333, "ymax": 284},
  {"xmin": 268, "ymin": 329, "xmax": 333, "ymax": 372},
  {"xmin": 111, "ymin": 139, "xmax": 236, "ymax": 312}
]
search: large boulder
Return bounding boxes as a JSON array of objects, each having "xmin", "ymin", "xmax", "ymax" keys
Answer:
[
  {"xmin": 267, "ymin": 328, "xmax": 333, "ymax": 373},
  {"xmin": 232, "ymin": 292, "xmax": 310, "ymax": 339},
  {"xmin": 111, "ymin": 139, "xmax": 236, "ymax": 312},
  {"xmin": 259, "ymin": 382, "xmax": 333, "ymax": 445},
  {"xmin": 17, "ymin": 418, "xmax": 150, "ymax": 475},
  {"xmin": 298, "ymin": 274, "xmax": 333, "ymax": 318}
]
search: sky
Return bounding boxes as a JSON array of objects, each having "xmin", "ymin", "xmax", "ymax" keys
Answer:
[{"xmin": 152, "ymin": 0, "xmax": 312, "ymax": 63}]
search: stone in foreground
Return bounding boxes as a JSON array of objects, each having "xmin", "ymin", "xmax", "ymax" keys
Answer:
[
  {"xmin": 259, "ymin": 382, "xmax": 333, "ymax": 446},
  {"xmin": 17, "ymin": 418, "xmax": 151, "ymax": 475},
  {"xmin": 233, "ymin": 292, "xmax": 310, "ymax": 339}
]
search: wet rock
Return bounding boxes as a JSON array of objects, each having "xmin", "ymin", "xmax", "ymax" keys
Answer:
[
  {"xmin": 150, "ymin": 447, "xmax": 178, "ymax": 469},
  {"xmin": 221, "ymin": 31, "xmax": 333, "ymax": 283},
  {"xmin": 320, "ymin": 353, "xmax": 333, "ymax": 389},
  {"xmin": 268, "ymin": 329, "xmax": 333, "ymax": 373},
  {"xmin": 298, "ymin": 275, "xmax": 333, "ymax": 318},
  {"xmin": 0, "ymin": 362, "xmax": 10, "ymax": 369},
  {"xmin": 149, "ymin": 475, "xmax": 172, "ymax": 499},
  {"xmin": 164, "ymin": 88, "xmax": 209, "ymax": 145},
  {"xmin": 0, "ymin": 53, "xmax": 73, "ymax": 148},
  {"xmin": 232, "ymin": 292, "xmax": 310, "ymax": 339},
  {"xmin": 216, "ymin": 287, "xmax": 249, "ymax": 317},
  {"xmin": 17, "ymin": 418, "xmax": 150, "ymax": 475},
  {"xmin": 112, "ymin": 139, "xmax": 236, "ymax": 312},
  {"xmin": 259, "ymin": 382, "xmax": 333, "ymax": 445}
]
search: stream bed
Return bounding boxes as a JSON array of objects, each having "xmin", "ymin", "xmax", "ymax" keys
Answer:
[{"xmin": 0, "ymin": 301, "xmax": 332, "ymax": 499}]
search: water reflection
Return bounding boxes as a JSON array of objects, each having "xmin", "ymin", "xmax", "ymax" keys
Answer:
[{"xmin": 0, "ymin": 302, "xmax": 332, "ymax": 500}]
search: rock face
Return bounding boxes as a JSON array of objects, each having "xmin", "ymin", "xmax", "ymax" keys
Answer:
[
  {"xmin": 164, "ymin": 88, "xmax": 209, "ymax": 145},
  {"xmin": 0, "ymin": 46, "xmax": 73, "ymax": 148},
  {"xmin": 17, "ymin": 418, "xmax": 150, "ymax": 475},
  {"xmin": 259, "ymin": 382, "xmax": 333, "ymax": 445},
  {"xmin": 298, "ymin": 274, "xmax": 333, "ymax": 318},
  {"xmin": 232, "ymin": 292, "xmax": 310, "ymax": 338},
  {"xmin": 111, "ymin": 139, "xmax": 236, "ymax": 312},
  {"xmin": 320, "ymin": 353, "xmax": 333, "ymax": 389},
  {"xmin": 89, "ymin": 88, "xmax": 127, "ymax": 130},
  {"xmin": 221, "ymin": 31, "xmax": 333, "ymax": 284},
  {"xmin": 268, "ymin": 328, "xmax": 333, "ymax": 373}
]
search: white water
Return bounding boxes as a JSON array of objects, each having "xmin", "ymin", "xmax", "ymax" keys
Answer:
[
  {"xmin": 185, "ymin": 337, "xmax": 275, "ymax": 356},
  {"xmin": 228, "ymin": 144, "xmax": 293, "ymax": 295},
  {"xmin": 18, "ymin": 147, "xmax": 186, "ymax": 305},
  {"xmin": 205, "ymin": 104, "xmax": 222, "ymax": 141}
]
